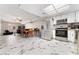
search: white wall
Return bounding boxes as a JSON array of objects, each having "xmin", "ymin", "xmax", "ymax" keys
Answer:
[
  {"xmin": 25, "ymin": 20, "xmax": 47, "ymax": 31},
  {"xmin": 1, "ymin": 21, "xmax": 21, "ymax": 35}
]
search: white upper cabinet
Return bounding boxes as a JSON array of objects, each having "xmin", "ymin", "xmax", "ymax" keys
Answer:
[
  {"xmin": 53, "ymin": 12, "xmax": 76, "ymax": 24},
  {"xmin": 67, "ymin": 12, "xmax": 76, "ymax": 23},
  {"xmin": 56, "ymin": 16, "xmax": 62, "ymax": 20},
  {"xmin": 61, "ymin": 14, "xmax": 68, "ymax": 19},
  {"xmin": 53, "ymin": 16, "xmax": 62, "ymax": 24},
  {"xmin": 76, "ymin": 11, "xmax": 79, "ymax": 22},
  {"xmin": 68, "ymin": 30, "xmax": 75, "ymax": 42}
]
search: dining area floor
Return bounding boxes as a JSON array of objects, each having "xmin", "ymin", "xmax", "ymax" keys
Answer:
[{"xmin": 0, "ymin": 35, "xmax": 77, "ymax": 55}]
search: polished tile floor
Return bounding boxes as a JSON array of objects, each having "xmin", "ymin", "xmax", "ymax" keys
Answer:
[{"xmin": 0, "ymin": 35, "xmax": 77, "ymax": 55}]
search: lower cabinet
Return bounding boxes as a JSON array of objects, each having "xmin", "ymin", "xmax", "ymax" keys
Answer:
[{"xmin": 68, "ymin": 30, "xmax": 75, "ymax": 42}]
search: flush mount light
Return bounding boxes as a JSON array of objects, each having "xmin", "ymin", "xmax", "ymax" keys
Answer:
[
  {"xmin": 16, "ymin": 17, "xmax": 22, "ymax": 23},
  {"xmin": 16, "ymin": 17, "xmax": 21, "ymax": 20}
]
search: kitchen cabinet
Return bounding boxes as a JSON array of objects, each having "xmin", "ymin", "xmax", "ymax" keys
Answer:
[
  {"xmin": 56, "ymin": 16, "xmax": 62, "ymax": 21},
  {"xmin": 41, "ymin": 30, "xmax": 52, "ymax": 40},
  {"xmin": 67, "ymin": 12, "xmax": 76, "ymax": 23},
  {"xmin": 53, "ymin": 16, "xmax": 62, "ymax": 24},
  {"xmin": 61, "ymin": 14, "xmax": 68, "ymax": 19},
  {"xmin": 76, "ymin": 11, "xmax": 79, "ymax": 22},
  {"xmin": 68, "ymin": 30, "xmax": 75, "ymax": 42}
]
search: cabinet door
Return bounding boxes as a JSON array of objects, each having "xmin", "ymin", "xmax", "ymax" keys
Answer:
[
  {"xmin": 54, "ymin": 16, "xmax": 62, "ymax": 24},
  {"xmin": 76, "ymin": 11, "xmax": 79, "ymax": 22},
  {"xmin": 61, "ymin": 14, "xmax": 68, "ymax": 19},
  {"xmin": 68, "ymin": 30, "xmax": 75, "ymax": 42},
  {"xmin": 67, "ymin": 13, "xmax": 75, "ymax": 23}
]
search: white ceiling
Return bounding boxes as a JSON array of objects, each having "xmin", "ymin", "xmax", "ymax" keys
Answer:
[
  {"xmin": 50, "ymin": 4, "xmax": 79, "ymax": 16},
  {"xmin": 19, "ymin": 4, "xmax": 79, "ymax": 17},
  {"xmin": 19, "ymin": 4, "xmax": 50, "ymax": 17},
  {"xmin": 0, "ymin": 4, "xmax": 79, "ymax": 23},
  {"xmin": 0, "ymin": 4, "xmax": 39, "ymax": 23},
  {"xmin": 43, "ymin": 4, "xmax": 70, "ymax": 15}
]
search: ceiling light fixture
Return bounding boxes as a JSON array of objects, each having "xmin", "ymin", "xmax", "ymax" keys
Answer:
[{"xmin": 16, "ymin": 17, "xmax": 22, "ymax": 22}]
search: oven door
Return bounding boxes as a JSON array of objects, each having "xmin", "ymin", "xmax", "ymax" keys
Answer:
[{"xmin": 56, "ymin": 28, "xmax": 67, "ymax": 38}]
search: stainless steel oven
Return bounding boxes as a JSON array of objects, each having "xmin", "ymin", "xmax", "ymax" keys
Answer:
[
  {"xmin": 56, "ymin": 28, "xmax": 68, "ymax": 38},
  {"xmin": 55, "ymin": 19, "xmax": 68, "ymax": 41}
]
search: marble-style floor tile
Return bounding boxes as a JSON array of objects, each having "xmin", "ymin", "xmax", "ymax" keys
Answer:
[{"xmin": 0, "ymin": 35, "xmax": 77, "ymax": 55}]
